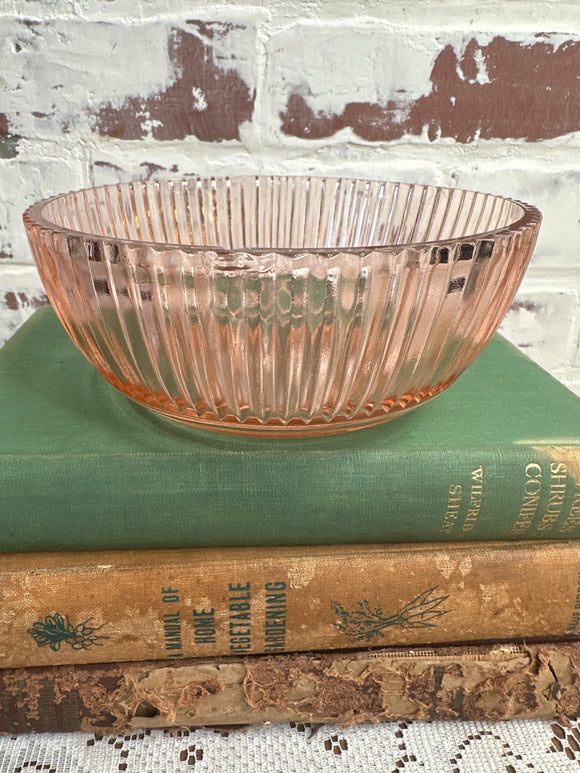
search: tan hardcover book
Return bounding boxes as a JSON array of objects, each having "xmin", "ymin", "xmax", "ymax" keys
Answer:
[{"xmin": 2, "ymin": 540, "xmax": 580, "ymax": 668}]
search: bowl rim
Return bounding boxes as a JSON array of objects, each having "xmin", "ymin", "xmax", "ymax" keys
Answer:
[{"xmin": 23, "ymin": 175, "xmax": 543, "ymax": 256}]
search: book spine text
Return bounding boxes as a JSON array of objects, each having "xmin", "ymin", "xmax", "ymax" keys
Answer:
[{"xmin": 2, "ymin": 540, "xmax": 580, "ymax": 668}]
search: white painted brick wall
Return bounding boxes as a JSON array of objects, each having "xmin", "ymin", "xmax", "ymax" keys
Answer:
[{"xmin": 1, "ymin": 0, "xmax": 579, "ymax": 394}]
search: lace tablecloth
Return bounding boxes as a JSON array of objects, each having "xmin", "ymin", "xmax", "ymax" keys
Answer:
[{"xmin": 1, "ymin": 718, "xmax": 579, "ymax": 772}]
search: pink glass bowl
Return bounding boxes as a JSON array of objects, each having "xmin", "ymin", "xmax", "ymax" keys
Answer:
[{"xmin": 23, "ymin": 176, "xmax": 541, "ymax": 435}]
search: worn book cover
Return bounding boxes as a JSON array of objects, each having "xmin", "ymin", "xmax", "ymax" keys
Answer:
[
  {"xmin": 2, "ymin": 640, "xmax": 580, "ymax": 734},
  {"xmin": 1, "ymin": 307, "xmax": 580, "ymax": 552},
  {"xmin": 2, "ymin": 540, "xmax": 580, "ymax": 668}
]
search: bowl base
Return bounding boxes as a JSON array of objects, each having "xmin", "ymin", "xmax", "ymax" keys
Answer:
[
  {"xmin": 108, "ymin": 373, "xmax": 453, "ymax": 436},
  {"xmin": 140, "ymin": 401, "xmax": 423, "ymax": 437}
]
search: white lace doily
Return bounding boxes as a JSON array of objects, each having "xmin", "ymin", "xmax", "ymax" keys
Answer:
[{"xmin": 1, "ymin": 718, "xmax": 580, "ymax": 772}]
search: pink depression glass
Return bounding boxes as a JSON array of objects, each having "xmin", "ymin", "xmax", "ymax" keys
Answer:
[{"xmin": 23, "ymin": 176, "xmax": 541, "ymax": 436}]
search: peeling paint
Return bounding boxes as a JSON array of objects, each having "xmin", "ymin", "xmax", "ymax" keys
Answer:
[
  {"xmin": 0, "ymin": 115, "xmax": 21, "ymax": 159},
  {"xmin": 510, "ymin": 300, "xmax": 542, "ymax": 313},
  {"xmin": 91, "ymin": 27, "xmax": 255, "ymax": 142},
  {"xmin": 93, "ymin": 160, "xmax": 123, "ymax": 173},
  {"xmin": 4, "ymin": 292, "xmax": 20, "ymax": 311},
  {"xmin": 281, "ymin": 37, "xmax": 580, "ymax": 142},
  {"xmin": 186, "ymin": 20, "xmax": 245, "ymax": 41},
  {"xmin": 3, "ymin": 291, "xmax": 48, "ymax": 311},
  {"xmin": 139, "ymin": 161, "xmax": 179, "ymax": 179}
]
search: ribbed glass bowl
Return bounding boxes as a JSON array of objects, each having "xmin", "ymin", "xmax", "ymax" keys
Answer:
[{"xmin": 23, "ymin": 176, "xmax": 541, "ymax": 435}]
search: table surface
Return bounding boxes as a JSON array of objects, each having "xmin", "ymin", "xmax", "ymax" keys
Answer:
[{"xmin": 1, "ymin": 717, "xmax": 579, "ymax": 772}]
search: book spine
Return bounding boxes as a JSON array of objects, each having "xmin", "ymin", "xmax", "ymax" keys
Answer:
[
  {"xmin": 2, "ymin": 641, "xmax": 580, "ymax": 734},
  {"xmin": 6, "ymin": 446, "xmax": 580, "ymax": 553},
  {"xmin": 2, "ymin": 540, "xmax": 580, "ymax": 668}
]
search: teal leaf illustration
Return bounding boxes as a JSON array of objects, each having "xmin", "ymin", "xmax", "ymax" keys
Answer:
[
  {"xmin": 27, "ymin": 613, "xmax": 109, "ymax": 651},
  {"xmin": 331, "ymin": 587, "xmax": 450, "ymax": 642}
]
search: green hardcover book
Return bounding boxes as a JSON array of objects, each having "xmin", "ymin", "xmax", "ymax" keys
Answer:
[{"xmin": 1, "ymin": 306, "xmax": 580, "ymax": 552}]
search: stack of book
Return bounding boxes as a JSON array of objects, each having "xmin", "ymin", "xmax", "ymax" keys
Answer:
[{"xmin": 2, "ymin": 306, "xmax": 580, "ymax": 734}]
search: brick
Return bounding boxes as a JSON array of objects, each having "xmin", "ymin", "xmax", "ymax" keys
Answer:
[
  {"xmin": 268, "ymin": 25, "xmax": 580, "ymax": 144},
  {"xmin": 0, "ymin": 114, "xmax": 21, "ymax": 160},
  {"xmin": 451, "ymin": 162, "xmax": 580, "ymax": 270},
  {"xmin": 1, "ymin": 18, "xmax": 173, "ymax": 141},
  {"xmin": 499, "ymin": 284, "xmax": 577, "ymax": 377},
  {"xmin": 0, "ymin": 265, "xmax": 48, "ymax": 347},
  {"xmin": 89, "ymin": 145, "xmax": 257, "ymax": 187},
  {"xmin": 570, "ymin": 314, "xmax": 580, "ymax": 371},
  {"xmin": 1, "ymin": 17, "xmax": 257, "ymax": 144},
  {"xmin": 91, "ymin": 23, "xmax": 256, "ymax": 142},
  {"xmin": 0, "ymin": 147, "xmax": 87, "ymax": 264}
]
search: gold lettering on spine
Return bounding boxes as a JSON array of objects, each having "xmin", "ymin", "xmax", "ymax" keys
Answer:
[
  {"xmin": 561, "ymin": 483, "xmax": 580, "ymax": 533},
  {"xmin": 537, "ymin": 462, "xmax": 567, "ymax": 532},
  {"xmin": 509, "ymin": 463, "xmax": 543, "ymax": 536},
  {"xmin": 440, "ymin": 484, "xmax": 463, "ymax": 535},
  {"xmin": 463, "ymin": 466, "xmax": 484, "ymax": 532}
]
